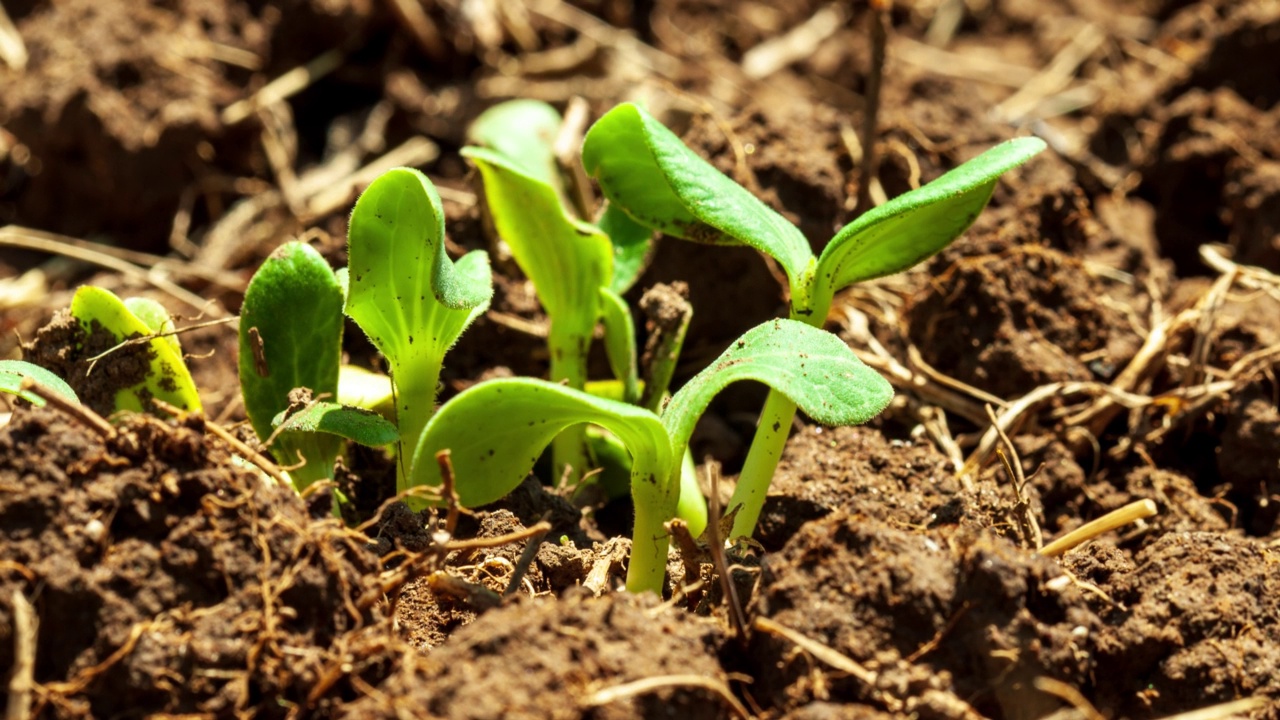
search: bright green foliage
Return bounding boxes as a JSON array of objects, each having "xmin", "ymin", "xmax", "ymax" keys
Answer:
[
  {"xmin": 660, "ymin": 319, "xmax": 893, "ymax": 456},
  {"xmin": 271, "ymin": 401, "xmax": 398, "ymax": 448},
  {"xmin": 239, "ymin": 241, "xmax": 349, "ymax": 488},
  {"xmin": 583, "ymin": 102, "xmax": 1044, "ymax": 538},
  {"xmin": 69, "ymin": 286, "xmax": 201, "ymax": 414},
  {"xmin": 598, "ymin": 287, "xmax": 639, "ymax": 404},
  {"xmin": 408, "ymin": 318, "xmax": 891, "ymax": 593},
  {"xmin": 467, "ymin": 99, "xmax": 563, "ymax": 186},
  {"xmin": 0, "ymin": 359, "xmax": 79, "ymax": 406},
  {"xmin": 345, "ymin": 168, "xmax": 493, "ymax": 492},
  {"xmin": 597, "ymin": 202, "xmax": 652, "ymax": 295},
  {"xmin": 123, "ymin": 297, "xmax": 182, "ymax": 356}
]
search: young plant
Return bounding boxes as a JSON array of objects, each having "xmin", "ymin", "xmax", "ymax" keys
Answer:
[
  {"xmin": 582, "ymin": 103, "xmax": 1046, "ymax": 540},
  {"xmin": 238, "ymin": 241, "xmax": 397, "ymax": 491},
  {"xmin": 407, "ymin": 318, "xmax": 893, "ymax": 593},
  {"xmin": 0, "ymin": 359, "xmax": 79, "ymax": 406},
  {"xmin": 69, "ymin": 286, "xmax": 202, "ymax": 414},
  {"xmin": 463, "ymin": 100, "xmax": 654, "ymax": 484},
  {"xmin": 343, "ymin": 167, "xmax": 494, "ymax": 494}
]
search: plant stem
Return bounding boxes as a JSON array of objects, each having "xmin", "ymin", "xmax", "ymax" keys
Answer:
[
  {"xmin": 856, "ymin": 0, "xmax": 888, "ymax": 213},
  {"xmin": 548, "ymin": 320, "xmax": 590, "ymax": 487},
  {"xmin": 726, "ymin": 388, "xmax": 798, "ymax": 540},
  {"xmin": 392, "ymin": 355, "xmax": 443, "ymax": 493}
]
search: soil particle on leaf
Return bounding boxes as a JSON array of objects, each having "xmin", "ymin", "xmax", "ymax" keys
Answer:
[
  {"xmin": 349, "ymin": 590, "xmax": 731, "ymax": 720},
  {"xmin": 23, "ymin": 310, "xmax": 155, "ymax": 417},
  {"xmin": 0, "ymin": 405, "xmax": 400, "ymax": 717},
  {"xmin": 1085, "ymin": 531, "xmax": 1280, "ymax": 718},
  {"xmin": 750, "ymin": 512, "xmax": 1098, "ymax": 720}
]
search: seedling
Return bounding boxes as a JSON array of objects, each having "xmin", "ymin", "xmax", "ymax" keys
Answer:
[
  {"xmin": 343, "ymin": 167, "xmax": 494, "ymax": 494},
  {"xmin": 463, "ymin": 100, "xmax": 655, "ymax": 485},
  {"xmin": 0, "ymin": 359, "xmax": 79, "ymax": 406},
  {"xmin": 408, "ymin": 318, "xmax": 893, "ymax": 593},
  {"xmin": 238, "ymin": 241, "xmax": 397, "ymax": 491},
  {"xmin": 583, "ymin": 103, "xmax": 1046, "ymax": 539},
  {"xmin": 69, "ymin": 286, "xmax": 202, "ymax": 414}
]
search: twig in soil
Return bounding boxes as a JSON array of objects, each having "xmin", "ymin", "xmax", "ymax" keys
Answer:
[
  {"xmin": 1038, "ymin": 499, "xmax": 1157, "ymax": 557},
  {"xmin": 503, "ymin": 512, "xmax": 552, "ymax": 597},
  {"xmin": 299, "ymin": 137, "xmax": 442, "ymax": 222},
  {"xmin": 1152, "ymin": 697, "xmax": 1268, "ymax": 720},
  {"xmin": 0, "ymin": 1, "xmax": 26, "ymax": 71},
  {"xmin": 553, "ymin": 96, "xmax": 595, "ymax": 220},
  {"xmin": 20, "ymin": 378, "xmax": 116, "ymax": 440},
  {"xmin": 752, "ymin": 617, "xmax": 891, "ymax": 708},
  {"xmin": 582, "ymin": 674, "xmax": 751, "ymax": 719},
  {"xmin": 906, "ymin": 601, "xmax": 972, "ymax": 664},
  {"xmin": 1033, "ymin": 677, "xmax": 1105, "ymax": 720},
  {"xmin": 703, "ymin": 461, "xmax": 748, "ymax": 642},
  {"xmin": 153, "ymin": 398, "xmax": 291, "ymax": 488},
  {"xmin": 5, "ymin": 591, "xmax": 36, "ymax": 720},
  {"xmin": 985, "ymin": 404, "xmax": 1043, "ymax": 551},
  {"xmin": 435, "ymin": 450, "xmax": 461, "ymax": 536},
  {"xmin": 856, "ymin": 0, "xmax": 889, "ymax": 213},
  {"xmin": 994, "ymin": 23, "xmax": 1106, "ymax": 123},
  {"xmin": 427, "ymin": 571, "xmax": 503, "ymax": 611},
  {"xmin": 222, "ymin": 48, "xmax": 345, "ymax": 125},
  {"xmin": 526, "ymin": 0, "xmax": 679, "ymax": 78},
  {"xmin": 0, "ymin": 225, "xmax": 226, "ymax": 315},
  {"xmin": 894, "ymin": 36, "xmax": 1038, "ymax": 88},
  {"xmin": 384, "ymin": 0, "xmax": 447, "ymax": 60},
  {"xmin": 741, "ymin": 3, "xmax": 846, "ymax": 79},
  {"xmin": 664, "ymin": 518, "xmax": 705, "ymax": 607},
  {"xmin": 83, "ymin": 317, "xmax": 237, "ymax": 375}
]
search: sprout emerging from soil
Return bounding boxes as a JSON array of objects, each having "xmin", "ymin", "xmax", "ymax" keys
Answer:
[
  {"xmin": 583, "ymin": 103, "xmax": 1046, "ymax": 540},
  {"xmin": 0, "ymin": 359, "xmax": 79, "ymax": 406},
  {"xmin": 238, "ymin": 241, "xmax": 397, "ymax": 492},
  {"xmin": 344, "ymin": 167, "xmax": 494, "ymax": 496},
  {"xmin": 407, "ymin": 318, "xmax": 892, "ymax": 593},
  {"xmin": 462, "ymin": 99, "xmax": 655, "ymax": 488}
]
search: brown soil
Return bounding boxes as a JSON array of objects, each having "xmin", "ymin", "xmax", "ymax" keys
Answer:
[{"xmin": 3, "ymin": 0, "xmax": 1279, "ymax": 717}]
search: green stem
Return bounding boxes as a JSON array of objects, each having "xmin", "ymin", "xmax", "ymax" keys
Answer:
[
  {"xmin": 548, "ymin": 320, "xmax": 590, "ymax": 487},
  {"xmin": 726, "ymin": 389, "xmax": 798, "ymax": 540},
  {"xmin": 626, "ymin": 462, "xmax": 680, "ymax": 594},
  {"xmin": 391, "ymin": 355, "xmax": 443, "ymax": 493}
]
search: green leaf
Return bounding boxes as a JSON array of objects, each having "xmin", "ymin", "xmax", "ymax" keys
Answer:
[
  {"xmin": 598, "ymin": 287, "xmax": 639, "ymax": 404},
  {"xmin": 238, "ymin": 241, "xmax": 345, "ymax": 444},
  {"xmin": 463, "ymin": 146, "xmax": 611, "ymax": 326},
  {"xmin": 345, "ymin": 167, "xmax": 494, "ymax": 485},
  {"xmin": 467, "ymin": 99, "xmax": 564, "ymax": 188},
  {"xmin": 662, "ymin": 319, "xmax": 893, "ymax": 457},
  {"xmin": 69, "ymin": 286, "xmax": 202, "ymax": 414},
  {"xmin": 238, "ymin": 241, "xmax": 348, "ymax": 488},
  {"xmin": 271, "ymin": 400, "xmax": 398, "ymax": 447},
  {"xmin": 410, "ymin": 377, "xmax": 676, "ymax": 593},
  {"xmin": 582, "ymin": 102, "xmax": 814, "ymax": 290},
  {"xmin": 598, "ymin": 202, "xmax": 653, "ymax": 294},
  {"xmin": 122, "ymin": 297, "xmax": 181, "ymax": 356},
  {"xmin": 0, "ymin": 359, "xmax": 79, "ymax": 406},
  {"xmin": 812, "ymin": 137, "xmax": 1046, "ymax": 313}
]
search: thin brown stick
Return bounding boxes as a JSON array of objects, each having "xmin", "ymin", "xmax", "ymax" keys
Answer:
[
  {"xmin": 6, "ymin": 591, "xmax": 37, "ymax": 720},
  {"xmin": 986, "ymin": 404, "xmax": 1042, "ymax": 550},
  {"xmin": 752, "ymin": 617, "xmax": 884, "ymax": 697},
  {"xmin": 435, "ymin": 450, "xmax": 461, "ymax": 536},
  {"xmin": 1033, "ymin": 677, "xmax": 1104, "ymax": 720},
  {"xmin": 856, "ymin": 0, "xmax": 889, "ymax": 213},
  {"xmin": 20, "ymin": 378, "xmax": 116, "ymax": 440},
  {"xmin": 503, "ymin": 512, "xmax": 551, "ymax": 597},
  {"xmin": 153, "ymin": 398, "xmax": 291, "ymax": 488},
  {"xmin": 0, "ymin": 225, "xmax": 225, "ymax": 315},
  {"xmin": 221, "ymin": 48, "xmax": 345, "ymax": 125},
  {"xmin": 582, "ymin": 674, "xmax": 750, "ymax": 719},
  {"xmin": 704, "ymin": 461, "xmax": 747, "ymax": 641}
]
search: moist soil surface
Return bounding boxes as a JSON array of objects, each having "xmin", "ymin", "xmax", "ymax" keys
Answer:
[{"xmin": 2, "ymin": 0, "xmax": 1279, "ymax": 718}]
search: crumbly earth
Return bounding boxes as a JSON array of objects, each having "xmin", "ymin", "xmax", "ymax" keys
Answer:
[{"xmin": 2, "ymin": 0, "xmax": 1279, "ymax": 717}]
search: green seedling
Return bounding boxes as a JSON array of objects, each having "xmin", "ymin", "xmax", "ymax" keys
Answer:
[
  {"xmin": 583, "ymin": 102, "xmax": 1046, "ymax": 540},
  {"xmin": 69, "ymin": 286, "xmax": 202, "ymax": 414},
  {"xmin": 0, "ymin": 359, "xmax": 79, "ymax": 406},
  {"xmin": 408, "ymin": 318, "xmax": 893, "ymax": 593},
  {"xmin": 344, "ymin": 167, "xmax": 494, "ymax": 495},
  {"xmin": 464, "ymin": 100, "xmax": 655, "ymax": 486},
  {"xmin": 238, "ymin": 241, "xmax": 397, "ymax": 491}
]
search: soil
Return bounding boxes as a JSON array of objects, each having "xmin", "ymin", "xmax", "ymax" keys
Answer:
[{"xmin": 3, "ymin": 0, "xmax": 1280, "ymax": 718}]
